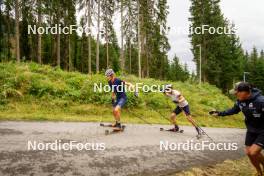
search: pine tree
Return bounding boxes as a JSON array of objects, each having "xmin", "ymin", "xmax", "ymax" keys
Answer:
[
  {"xmin": 260, "ymin": 50, "xmax": 264, "ymax": 60},
  {"xmin": 247, "ymin": 48, "xmax": 264, "ymax": 91},
  {"xmin": 167, "ymin": 55, "xmax": 189, "ymax": 82},
  {"xmin": 20, "ymin": 0, "xmax": 35, "ymax": 61},
  {"xmin": 0, "ymin": 0, "xmax": 3, "ymax": 61},
  {"xmin": 78, "ymin": 0, "xmax": 95, "ymax": 74},
  {"xmin": 123, "ymin": 0, "xmax": 137, "ymax": 74},
  {"xmin": 136, "ymin": 0, "xmax": 170, "ymax": 79},
  {"xmin": 101, "ymin": 0, "xmax": 116, "ymax": 69},
  {"xmin": 249, "ymin": 47, "xmax": 258, "ymax": 68},
  {"xmin": 3, "ymin": 0, "xmax": 13, "ymax": 60},
  {"xmin": 189, "ymin": 0, "xmax": 245, "ymax": 92},
  {"xmin": 15, "ymin": 0, "xmax": 20, "ymax": 62},
  {"xmin": 37, "ymin": 0, "xmax": 42, "ymax": 64},
  {"xmin": 96, "ymin": 0, "xmax": 101, "ymax": 73}
]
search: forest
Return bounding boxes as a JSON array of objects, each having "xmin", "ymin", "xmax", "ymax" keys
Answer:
[{"xmin": 0, "ymin": 0, "xmax": 263, "ymax": 92}]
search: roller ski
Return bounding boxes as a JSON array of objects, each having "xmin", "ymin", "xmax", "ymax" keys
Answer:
[
  {"xmin": 160, "ymin": 126, "xmax": 184, "ymax": 133},
  {"xmin": 100, "ymin": 123, "xmax": 125, "ymax": 128},
  {"xmin": 100, "ymin": 123, "xmax": 113, "ymax": 127},
  {"xmin": 105, "ymin": 125, "xmax": 126, "ymax": 135},
  {"xmin": 100, "ymin": 121, "xmax": 125, "ymax": 128}
]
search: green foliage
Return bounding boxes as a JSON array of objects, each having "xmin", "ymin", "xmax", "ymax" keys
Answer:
[
  {"xmin": 167, "ymin": 55, "xmax": 190, "ymax": 82},
  {"xmin": 246, "ymin": 47, "xmax": 264, "ymax": 92},
  {"xmin": 0, "ymin": 62, "xmax": 244, "ymax": 127},
  {"xmin": 189, "ymin": 0, "xmax": 245, "ymax": 92},
  {"xmin": 0, "ymin": 62, "xmax": 234, "ymax": 110}
]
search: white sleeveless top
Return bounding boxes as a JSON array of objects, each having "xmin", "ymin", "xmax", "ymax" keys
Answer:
[{"xmin": 168, "ymin": 90, "xmax": 188, "ymax": 107}]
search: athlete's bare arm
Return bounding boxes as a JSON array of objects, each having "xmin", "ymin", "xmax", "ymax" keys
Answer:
[{"xmin": 178, "ymin": 94, "xmax": 185, "ymax": 103}]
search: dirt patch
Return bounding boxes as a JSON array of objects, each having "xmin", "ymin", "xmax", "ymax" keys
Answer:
[{"xmin": 172, "ymin": 157, "xmax": 254, "ymax": 176}]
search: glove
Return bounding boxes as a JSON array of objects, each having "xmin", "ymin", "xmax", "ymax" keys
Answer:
[
  {"xmin": 111, "ymin": 98, "xmax": 115, "ymax": 106},
  {"xmin": 173, "ymin": 100, "xmax": 179, "ymax": 104},
  {"xmin": 209, "ymin": 110, "xmax": 220, "ymax": 116},
  {"xmin": 134, "ymin": 91, "xmax": 139, "ymax": 97}
]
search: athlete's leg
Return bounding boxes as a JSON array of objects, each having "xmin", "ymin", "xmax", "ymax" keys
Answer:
[
  {"xmin": 246, "ymin": 144, "xmax": 263, "ymax": 175},
  {"xmin": 172, "ymin": 106, "xmax": 182, "ymax": 124},
  {"xmin": 245, "ymin": 133, "xmax": 263, "ymax": 174},
  {"xmin": 245, "ymin": 146, "xmax": 261, "ymax": 174},
  {"xmin": 257, "ymin": 153, "xmax": 264, "ymax": 169},
  {"xmin": 113, "ymin": 105, "xmax": 121, "ymax": 122},
  {"xmin": 170, "ymin": 112, "xmax": 177, "ymax": 125},
  {"xmin": 254, "ymin": 134, "xmax": 264, "ymax": 170},
  {"xmin": 112, "ymin": 98, "xmax": 126, "ymax": 127},
  {"xmin": 170, "ymin": 106, "xmax": 181, "ymax": 131}
]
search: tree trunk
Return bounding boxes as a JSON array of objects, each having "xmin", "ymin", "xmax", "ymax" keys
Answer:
[
  {"xmin": 128, "ymin": 0, "xmax": 132, "ymax": 74},
  {"xmin": 68, "ymin": 36, "xmax": 72, "ymax": 71},
  {"xmin": 0, "ymin": 1, "xmax": 2, "ymax": 60},
  {"xmin": 106, "ymin": 1, "xmax": 109, "ymax": 68},
  {"xmin": 137, "ymin": 0, "xmax": 141, "ymax": 78},
  {"xmin": 96, "ymin": 0, "xmax": 100, "ymax": 73},
  {"xmin": 7, "ymin": 7, "xmax": 11, "ymax": 60},
  {"xmin": 15, "ymin": 0, "xmax": 20, "ymax": 62},
  {"xmin": 37, "ymin": 0, "xmax": 42, "ymax": 64},
  {"xmin": 56, "ymin": 23, "xmax": 60, "ymax": 67},
  {"xmin": 87, "ymin": 0, "xmax": 92, "ymax": 74},
  {"xmin": 120, "ymin": 0, "xmax": 124, "ymax": 72},
  {"xmin": 106, "ymin": 30, "xmax": 109, "ymax": 67},
  {"xmin": 129, "ymin": 41, "xmax": 132, "ymax": 74}
]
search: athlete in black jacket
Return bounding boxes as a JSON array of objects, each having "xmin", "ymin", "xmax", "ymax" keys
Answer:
[{"xmin": 210, "ymin": 82, "xmax": 264, "ymax": 175}]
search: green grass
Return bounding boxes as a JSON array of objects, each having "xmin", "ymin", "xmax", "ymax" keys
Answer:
[
  {"xmin": 0, "ymin": 62, "xmax": 244, "ymax": 128},
  {"xmin": 174, "ymin": 157, "xmax": 254, "ymax": 176}
]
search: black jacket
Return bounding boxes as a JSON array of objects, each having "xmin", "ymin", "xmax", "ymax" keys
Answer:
[{"xmin": 219, "ymin": 88, "xmax": 264, "ymax": 133}]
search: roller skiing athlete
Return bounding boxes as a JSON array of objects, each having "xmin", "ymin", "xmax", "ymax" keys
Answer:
[
  {"xmin": 104, "ymin": 69, "xmax": 138, "ymax": 132},
  {"xmin": 162, "ymin": 84, "xmax": 202, "ymax": 138}
]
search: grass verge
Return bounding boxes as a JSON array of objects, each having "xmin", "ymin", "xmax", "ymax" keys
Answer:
[
  {"xmin": 174, "ymin": 157, "xmax": 254, "ymax": 176},
  {"xmin": 0, "ymin": 62, "xmax": 244, "ymax": 128}
]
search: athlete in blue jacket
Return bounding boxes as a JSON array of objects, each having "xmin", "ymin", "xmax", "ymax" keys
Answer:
[
  {"xmin": 210, "ymin": 82, "xmax": 264, "ymax": 175},
  {"xmin": 105, "ymin": 69, "xmax": 138, "ymax": 129}
]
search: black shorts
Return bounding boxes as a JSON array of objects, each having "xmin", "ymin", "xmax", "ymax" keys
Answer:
[
  {"xmin": 173, "ymin": 105, "xmax": 191, "ymax": 116},
  {"xmin": 245, "ymin": 131, "xmax": 264, "ymax": 148}
]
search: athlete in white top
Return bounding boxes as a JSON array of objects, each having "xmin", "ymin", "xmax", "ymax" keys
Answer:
[
  {"xmin": 163, "ymin": 84, "xmax": 201, "ymax": 135},
  {"xmin": 167, "ymin": 89, "xmax": 188, "ymax": 107}
]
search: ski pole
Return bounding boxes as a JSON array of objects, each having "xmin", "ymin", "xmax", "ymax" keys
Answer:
[
  {"xmin": 99, "ymin": 99, "xmax": 115, "ymax": 126},
  {"xmin": 165, "ymin": 99, "xmax": 214, "ymax": 142},
  {"xmin": 127, "ymin": 109, "xmax": 153, "ymax": 125},
  {"xmin": 186, "ymin": 116, "xmax": 215, "ymax": 142},
  {"xmin": 150, "ymin": 107, "xmax": 171, "ymax": 123}
]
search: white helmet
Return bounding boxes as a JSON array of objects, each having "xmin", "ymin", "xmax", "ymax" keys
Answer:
[{"xmin": 105, "ymin": 69, "xmax": 114, "ymax": 77}]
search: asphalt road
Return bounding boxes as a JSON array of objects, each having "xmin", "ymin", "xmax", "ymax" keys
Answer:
[{"xmin": 0, "ymin": 122, "xmax": 246, "ymax": 176}]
